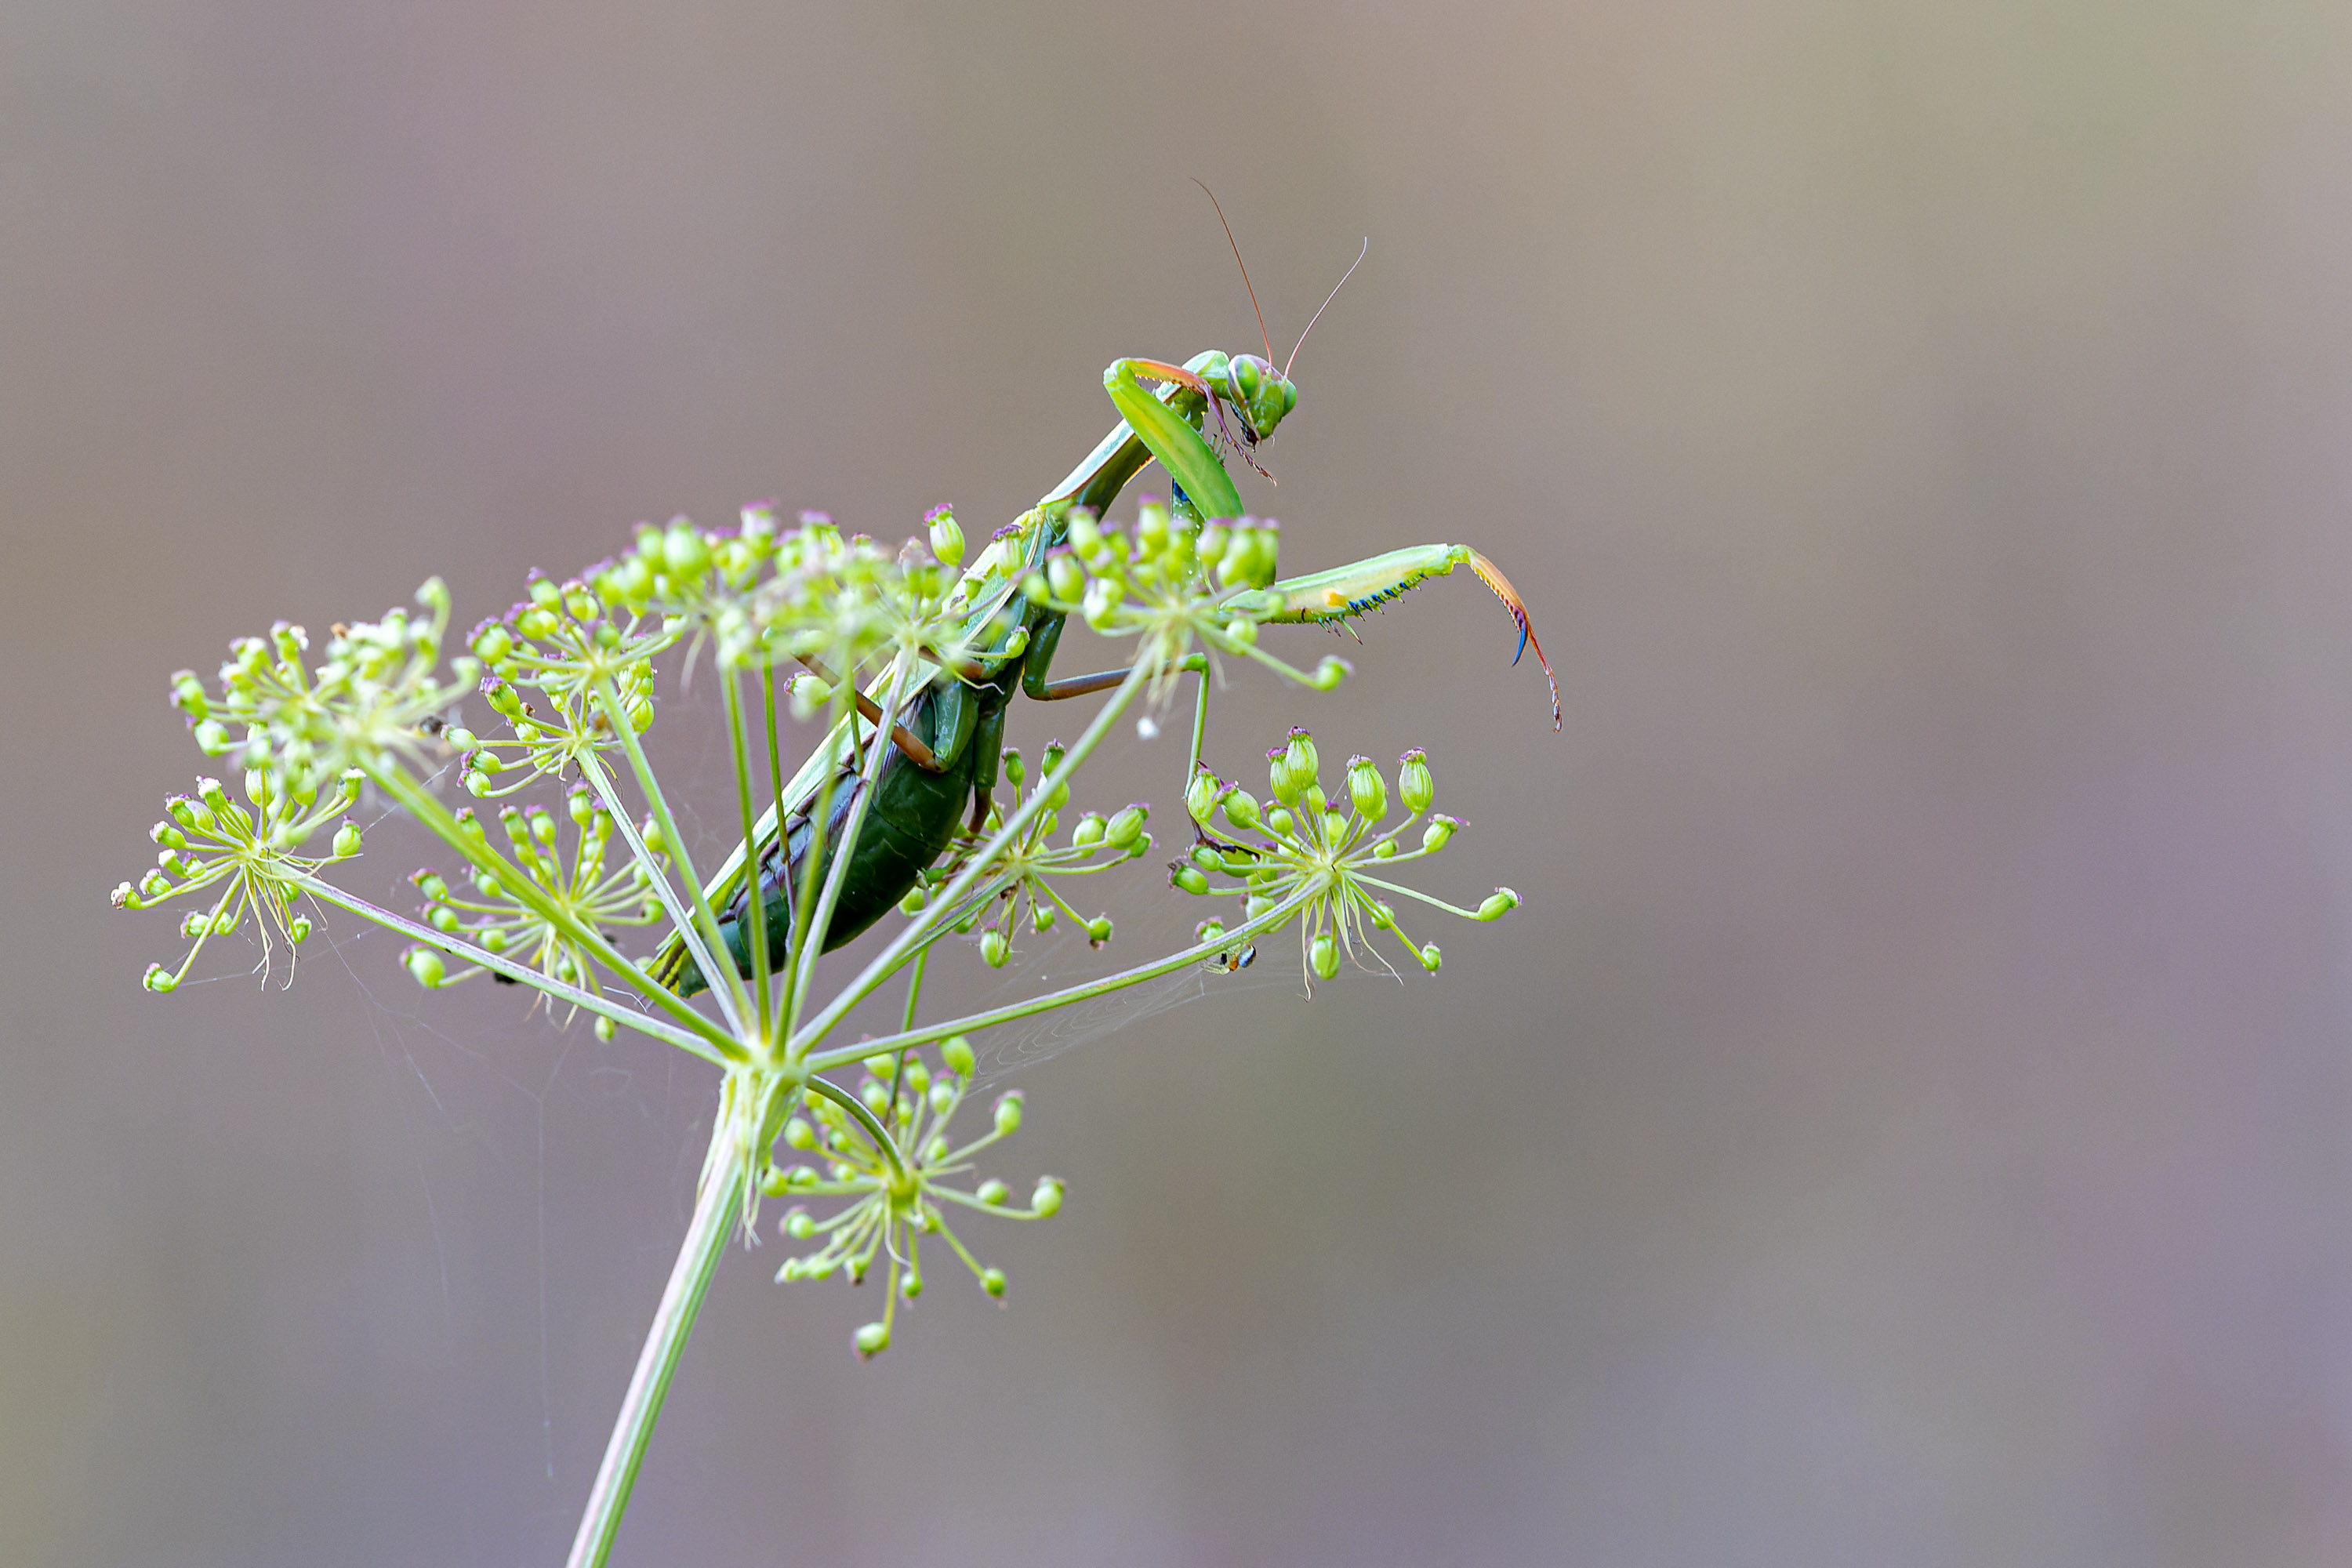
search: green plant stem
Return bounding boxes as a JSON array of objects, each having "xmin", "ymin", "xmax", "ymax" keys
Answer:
[
  {"xmin": 801, "ymin": 879, "xmax": 1319, "ymax": 1075},
  {"xmin": 720, "ymin": 669, "xmax": 774, "ymax": 1042},
  {"xmin": 567, "ymin": 1094, "xmax": 749, "ymax": 1568},
  {"xmin": 573, "ymin": 749, "xmax": 746, "ymax": 1038},
  {"xmin": 590, "ymin": 672, "xmax": 753, "ymax": 1030},
  {"xmin": 779, "ymin": 658, "xmax": 913, "ymax": 1048}
]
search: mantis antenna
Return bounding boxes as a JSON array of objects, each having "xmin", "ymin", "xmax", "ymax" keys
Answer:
[
  {"xmin": 1192, "ymin": 178, "xmax": 1277, "ymax": 365},
  {"xmin": 1287, "ymin": 238, "xmax": 1367, "ymax": 380}
]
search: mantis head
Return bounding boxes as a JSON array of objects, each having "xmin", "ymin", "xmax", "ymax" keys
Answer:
[{"xmin": 1207, "ymin": 351, "xmax": 1298, "ymax": 447}]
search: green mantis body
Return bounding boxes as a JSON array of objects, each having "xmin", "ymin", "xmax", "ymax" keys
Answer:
[{"xmin": 652, "ymin": 343, "xmax": 1555, "ymax": 997}]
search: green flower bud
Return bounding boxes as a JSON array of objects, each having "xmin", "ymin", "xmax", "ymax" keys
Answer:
[
  {"xmin": 405, "ymin": 948, "xmax": 447, "ymax": 989},
  {"xmin": 1171, "ymin": 864, "xmax": 1210, "ymax": 895},
  {"xmin": 1310, "ymin": 931, "xmax": 1340, "ymax": 980},
  {"xmin": 1071, "ymin": 811, "xmax": 1105, "ymax": 849},
  {"xmin": 1031, "ymin": 1178, "xmax": 1065, "ymax": 1218},
  {"xmin": 926, "ymin": 505, "xmax": 964, "ymax": 566},
  {"xmin": 426, "ymin": 905, "xmax": 460, "ymax": 934},
  {"xmin": 1047, "ymin": 552, "xmax": 1086, "ymax": 602},
  {"xmin": 593, "ymin": 1014, "xmax": 615, "ymax": 1042},
  {"xmin": 780, "ymin": 1205, "xmax": 816, "ymax": 1239},
  {"xmin": 1371, "ymin": 901, "xmax": 1396, "ymax": 929},
  {"xmin": 982, "ymin": 1267, "xmax": 1007, "ymax": 1298},
  {"xmin": 928, "ymin": 1081, "xmax": 956, "ymax": 1115},
  {"xmin": 1000, "ymin": 747, "xmax": 1025, "ymax": 789},
  {"xmin": 1419, "ymin": 942, "xmax": 1443, "ymax": 974},
  {"xmin": 1135, "ymin": 496, "xmax": 1171, "ymax": 550},
  {"xmin": 291, "ymin": 917, "xmax": 316, "ymax": 944},
  {"xmin": 784, "ymin": 1116, "xmax": 818, "ymax": 1150},
  {"xmin": 1081, "ymin": 577, "xmax": 1123, "ymax": 626},
  {"xmin": 662, "ymin": 521, "xmax": 710, "ymax": 577},
  {"xmin": 1398, "ymin": 750, "xmax": 1433, "ymax": 813},
  {"xmin": 1196, "ymin": 521, "xmax": 1229, "ymax": 566},
  {"xmin": 860, "ymin": 1080, "xmax": 891, "ymax": 1114},
  {"xmin": 1308, "ymin": 655, "xmax": 1350, "ymax": 691},
  {"xmin": 902, "ymin": 1058, "xmax": 931, "ymax": 1097},
  {"xmin": 759, "ymin": 1165, "xmax": 792, "ymax": 1198},
  {"xmin": 1346, "ymin": 756, "xmax": 1388, "ymax": 820},
  {"xmin": 1423, "ymin": 814, "xmax": 1460, "ymax": 852},
  {"xmin": 143, "ymin": 963, "xmax": 176, "ymax": 994},
  {"xmin": 1265, "ymin": 806, "xmax": 1295, "ymax": 838},
  {"xmin": 980, "ymin": 928, "xmax": 1011, "ymax": 967},
  {"xmin": 322, "ymin": 818, "xmax": 360, "ymax": 858},
  {"xmin": 942, "ymin": 1035, "xmax": 975, "ymax": 1077},
  {"xmin": 898, "ymin": 885, "xmax": 927, "ymax": 916},
  {"xmin": 1477, "ymin": 888, "xmax": 1520, "ymax": 921},
  {"xmin": 1221, "ymin": 789, "xmax": 1261, "ymax": 831},
  {"xmin": 853, "ymin": 1322, "xmax": 890, "ymax": 1358},
  {"xmin": 1066, "ymin": 508, "xmax": 1104, "ymax": 560},
  {"xmin": 1186, "ymin": 770, "xmax": 1221, "ymax": 823},
  {"xmin": 993, "ymin": 1091, "xmax": 1024, "ymax": 1135},
  {"xmin": 900, "ymin": 1271, "xmax": 924, "ymax": 1300},
  {"xmin": 1031, "ymin": 902, "xmax": 1056, "ymax": 932},
  {"xmin": 1105, "ymin": 803, "xmax": 1148, "ymax": 847},
  {"xmin": 1085, "ymin": 915, "xmax": 1112, "ymax": 946},
  {"xmin": 975, "ymin": 1177, "xmax": 1010, "ymax": 1205},
  {"xmin": 1268, "ymin": 750, "xmax": 1300, "ymax": 808},
  {"xmin": 1282, "ymin": 728, "xmax": 1319, "ymax": 797}
]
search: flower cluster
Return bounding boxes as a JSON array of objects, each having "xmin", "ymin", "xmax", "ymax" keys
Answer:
[
  {"xmin": 111, "ymin": 768, "xmax": 366, "ymax": 991},
  {"xmin": 1020, "ymin": 498, "xmax": 1348, "ymax": 702},
  {"xmin": 169, "ymin": 580, "xmax": 461, "ymax": 798},
  {"xmin": 762, "ymin": 1035, "xmax": 1062, "ymax": 1357},
  {"xmin": 913, "ymin": 742, "xmax": 1152, "ymax": 967},
  {"xmin": 400, "ymin": 784, "xmax": 667, "ymax": 1034},
  {"xmin": 1173, "ymin": 731, "xmax": 1519, "ymax": 986}
]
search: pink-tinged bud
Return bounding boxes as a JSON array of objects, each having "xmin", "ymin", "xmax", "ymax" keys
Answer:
[
  {"xmin": 1072, "ymin": 812, "xmax": 1106, "ymax": 849},
  {"xmin": 1398, "ymin": 750, "xmax": 1434, "ymax": 813},
  {"xmin": 980, "ymin": 928, "xmax": 1010, "ymax": 967},
  {"xmin": 1086, "ymin": 915, "xmax": 1113, "ymax": 946},
  {"xmin": 1222, "ymin": 788, "xmax": 1261, "ymax": 831},
  {"xmin": 1171, "ymin": 864, "xmax": 1210, "ymax": 895},
  {"xmin": 1268, "ymin": 749, "xmax": 1300, "ymax": 808},
  {"xmin": 926, "ymin": 505, "xmax": 964, "ymax": 566},
  {"xmin": 1047, "ymin": 552, "xmax": 1086, "ymax": 602},
  {"xmin": 405, "ymin": 947, "xmax": 447, "ymax": 989},
  {"xmin": 993, "ymin": 1091, "xmax": 1025, "ymax": 1135},
  {"xmin": 1422, "ymin": 814, "xmax": 1460, "ymax": 852},
  {"xmin": 1477, "ymin": 888, "xmax": 1520, "ymax": 921}
]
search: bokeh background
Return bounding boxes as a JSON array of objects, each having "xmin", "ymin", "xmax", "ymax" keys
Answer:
[{"xmin": 11, "ymin": 2, "xmax": 2352, "ymax": 1563}]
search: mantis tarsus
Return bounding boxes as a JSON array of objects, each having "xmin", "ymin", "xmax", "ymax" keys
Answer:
[{"xmin": 652, "ymin": 225, "xmax": 1556, "ymax": 999}]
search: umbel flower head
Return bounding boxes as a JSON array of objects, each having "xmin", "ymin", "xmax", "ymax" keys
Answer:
[
  {"xmin": 400, "ymin": 784, "xmax": 667, "ymax": 1036},
  {"xmin": 1172, "ymin": 733, "xmax": 1519, "ymax": 987},
  {"xmin": 762, "ymin": 1036, "xmax": 1062, "ymax": 1358},
  {"xmin": 169, "ymin": 579, "xmax": 463, "ymax": 797},
  {"xmin": 909, "ymin": 741, "xmax": 1150, "ymax": 968},
  {"xmin": 1020, "ymin": 498, "xmax": 1348, "ymax": 706},
  {"xmin": 111, "ymin": 767, "xmax": 367, "ymax": 991}
]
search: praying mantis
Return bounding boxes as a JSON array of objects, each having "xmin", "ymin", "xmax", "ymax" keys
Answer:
[{"xmin": 651, "ymin": 220, "xmax": 1557, "ymax": 998}]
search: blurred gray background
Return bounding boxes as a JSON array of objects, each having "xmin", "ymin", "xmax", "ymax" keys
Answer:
[{"xmin": 11, "ymin": 2, "xmax": 2352, "ymax": 1563}]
